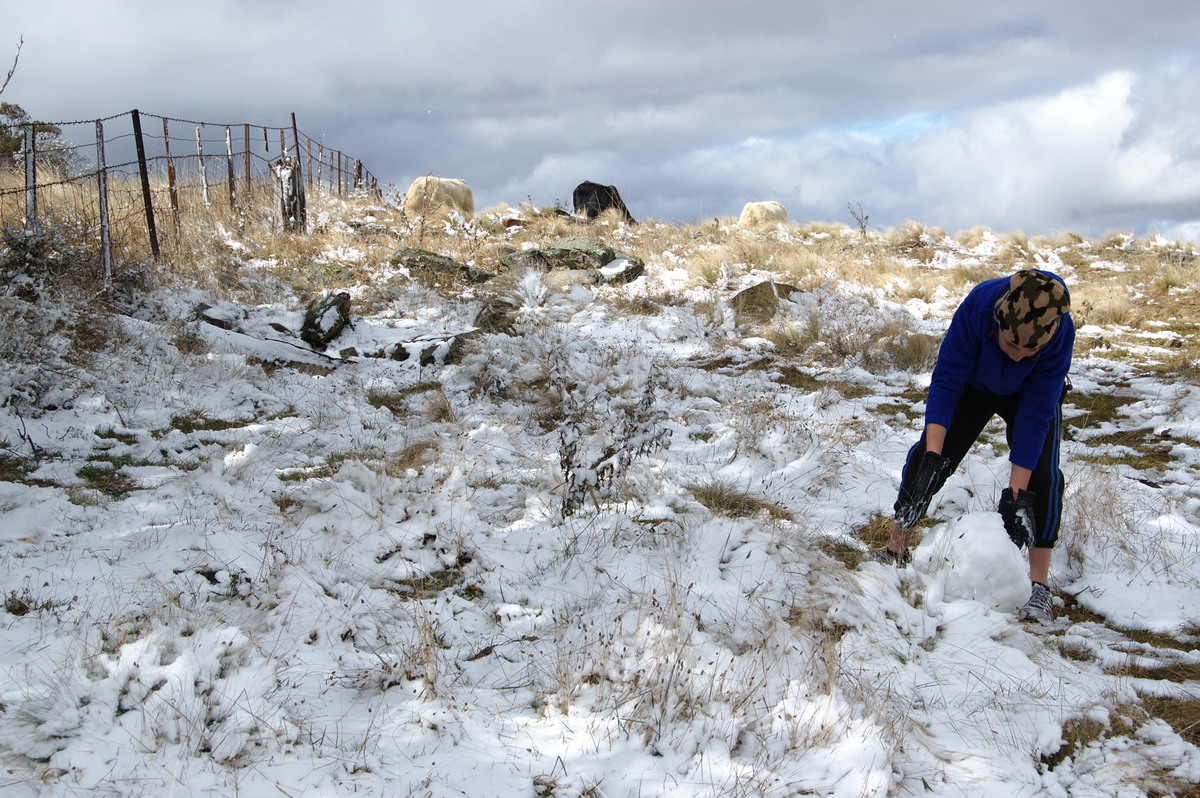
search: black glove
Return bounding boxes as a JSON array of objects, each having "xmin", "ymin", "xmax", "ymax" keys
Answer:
[
  {"xmin": 998, "ymin": 488, "xmax": 1037, "ymax": 548},
  {"xmin": 894, "ymin": 451, "xmax": 952, "ymax": 530}
]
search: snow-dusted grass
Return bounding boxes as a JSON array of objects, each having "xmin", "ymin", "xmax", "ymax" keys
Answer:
[{"xmin": 1, "ymin": 192, "xmax": 1199, "ymax": 796}]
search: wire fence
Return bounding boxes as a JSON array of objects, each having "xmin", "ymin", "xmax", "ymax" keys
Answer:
[{"xmin": 0, "ymin": 108, "xmax": 380, "ymax": 279}]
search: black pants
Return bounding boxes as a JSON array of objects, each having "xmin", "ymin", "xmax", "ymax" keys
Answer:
[{"xmin": 895, "ymin": 382, "xmax": 1066, "ymax": 547}]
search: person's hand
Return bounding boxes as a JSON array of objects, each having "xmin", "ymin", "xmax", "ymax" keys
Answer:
[
  {"xmin": 895, "ymin": 451, "xmax": 952, "ymax": 530},
  {"xmin": 998, "ymin": 487, "xmax": 1037, "ymax": 548}
]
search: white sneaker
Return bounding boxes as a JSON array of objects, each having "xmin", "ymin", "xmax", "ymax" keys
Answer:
[{"xmin": 1018, "ymin": 581, "xmax": 1053, "ymax": 624}]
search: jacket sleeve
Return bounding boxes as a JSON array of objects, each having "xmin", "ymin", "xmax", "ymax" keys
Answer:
[
  {"xmin": 924, "ymin": 302, "xmax": 984, "ymax": 429},
  {"xmin": 1009, "ymin": 320, "xmax": 1074, "ymax": 469}
]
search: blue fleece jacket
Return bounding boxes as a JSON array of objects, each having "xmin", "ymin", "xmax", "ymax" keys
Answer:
[{"xmin": 925, "ymin": 270, "xmax": 1074, "ymax": 470}]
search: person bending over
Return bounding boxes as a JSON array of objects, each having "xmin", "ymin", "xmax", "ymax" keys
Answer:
[{"xmin": 871, "ymin": 269, "xmax": 1074, "ymax": 624}]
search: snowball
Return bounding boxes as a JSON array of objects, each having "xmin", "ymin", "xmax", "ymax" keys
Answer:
[{"xmin": 912, "ymin": 511, "xmax": 1031, "ymax": 611}]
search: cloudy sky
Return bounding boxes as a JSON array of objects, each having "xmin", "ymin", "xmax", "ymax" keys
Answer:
[{"xmin": 6, "ymin": 0, "xmax": 1200, "ymax": 240}]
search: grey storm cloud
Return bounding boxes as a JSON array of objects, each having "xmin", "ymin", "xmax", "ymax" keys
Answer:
[{"xmin": 6, "ymin": 0, "xmax": 1200, "ymax": 239}]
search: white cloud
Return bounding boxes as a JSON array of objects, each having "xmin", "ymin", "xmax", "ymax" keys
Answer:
[
  {"xmin": 637, "ymin": 69, "xmax": 1200, "ymax": 237},
  {"xmin": 6, "ymin": 1, "xmax": 1200, "ymax": 238},
  {"xmin": 902, "ymin": 71, "xmax": 1140, "ymax": 231}
]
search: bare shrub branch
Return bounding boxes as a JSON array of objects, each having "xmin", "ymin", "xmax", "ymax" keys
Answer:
[{"xmin": 0, "ymin": 36, "xmax": 22, "ymax": 97}]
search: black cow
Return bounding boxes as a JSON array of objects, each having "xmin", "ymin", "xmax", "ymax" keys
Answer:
[{"xmin": 572, "ymin": 181, "xmax": 636, "ymax": 223}]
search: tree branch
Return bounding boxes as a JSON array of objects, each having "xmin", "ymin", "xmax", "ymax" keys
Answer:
[{"xmin": 0, "ymin": 36, "xmax": 23, "ymax": 97}]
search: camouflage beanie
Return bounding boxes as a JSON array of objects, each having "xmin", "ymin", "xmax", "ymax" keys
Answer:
[{"xmin": 994, "ymin": 270, "xmax": 1070, "ymax": 349}]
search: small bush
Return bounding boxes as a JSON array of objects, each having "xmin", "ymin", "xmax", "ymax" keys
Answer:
[{"xmin": 0, "ymin": 222, "xmax": 90, "ymax": 300}]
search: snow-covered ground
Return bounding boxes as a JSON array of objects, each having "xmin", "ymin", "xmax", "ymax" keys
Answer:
[{"xmin": 1, "ymin": 213, "xmax": 1198, "ymax": 797}]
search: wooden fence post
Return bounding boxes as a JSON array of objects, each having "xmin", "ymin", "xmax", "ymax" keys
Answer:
[
  {"xmin": 224, "ymin": 126, "xmax": 236, "ymax": 209},
  {"xmin": 130, "ymin": 109, "xmax": 160, "ymax": 260},
  {"xmin": 305, "ymin": 136, "xmax": 312, "ymax": 188},
  {"xmin": 95, "ymin": 120, "xmax": 112, "ymax": 288},
  {"xmin": 162, "ymin": 117, "xmax": 180, "ymax": 232},
  {"xmin": 196, "ymin": 126, "xmax": 210, "ymax": 207},
  {"xmin": 272, "ymin": 155, "xmax": 306, "ymax": 233},
  {"xmin": 290, "ymin": 113, "xmax": 301, "ymax": 165},
  {"xmin": 23, "ymin": 125, "xmax": 36, "ymax": 229},
  {"xmin": 243, "ymin": 124, "xmax": 251, "ymax": 189}
]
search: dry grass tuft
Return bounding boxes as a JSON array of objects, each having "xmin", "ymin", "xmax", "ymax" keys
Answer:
[
  {"xmin": 854, "ymin": 514, "xmax": 896, "ymax": 551},
  {"xmin": 761, "ymin": 318, "xmax": 819, "ymax": 356},
  {"xmin": 880, "ymin": 328, "xmax": 942, "ymax": 372},
  {"xmin": 369, "ymin": 382, "xmax": 456, "ymax": 422},
  {"xmin": 1040, "ymin": 701, "xmax": 1200, "ymax": 795},
  {"xmin": 1145, "ymin": 350, "xmax": 1200, "ymax": 381},
  {"xmin": 688, "ymin": 480, "xmax": 791, "ymax": 520},
  {"xmin": 384, "ymin": 442, "xmax": 439, "ymax": 476},
  {"xmin": 1040, "ymin": 715, "xmax": 1113, "ymax": 770},
  {"xmin": 886, "ymin": 220, "xmax": 946, "ymax": 262},
  {"xmin": 1073, "ymin": 287, "xmax": 1144, "ymax": 328},
  {"xmin": 1109, "ymin": 662, "xmax": 1200, "ymax": 683},
  {"xmin": 1141, "ymin": 695, "xmax": 1200, "ymax": 747}
]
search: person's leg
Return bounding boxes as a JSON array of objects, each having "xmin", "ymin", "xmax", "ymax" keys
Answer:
[
  {"xmin": 1028, "ymin": 547, "xmax": 1051, "ymax": 585},
  {"xmin": 998, "ymin": 388, "xmax": 1066, "ymax": 584},
  {"xmin": 997, "ymin": 383, "xmax": 1068, "ymax": 622}
]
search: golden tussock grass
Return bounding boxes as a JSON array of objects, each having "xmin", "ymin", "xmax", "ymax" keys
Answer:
[
  {"xmin": 687, "ymin": 479, "xmax": 792, "ymax": 520},
  {"xmin": 6, "ymin": 171, "xmax": 1198, "ymax": 370},
  {"xmin": 1073, "ymin": 287, "xmax": 1144, "ymax": 327}
]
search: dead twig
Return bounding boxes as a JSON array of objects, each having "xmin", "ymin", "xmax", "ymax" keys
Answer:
[{"xmin": 0, "ymin": 36, "xmax": 23, "ymax": 96}]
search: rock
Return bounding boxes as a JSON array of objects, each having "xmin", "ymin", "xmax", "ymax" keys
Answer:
[
  {"xmin": 300, "ymin": 292, "xmax": 352, "ymax": 348},
  {"xmin": 389, "ymin": 247, "xmax": 496, "ymax": 284},
  {"xmin": 195, "ymin": 302, "xmax": 241, "ymax": 330},
  {"xmin": 498, "ymin": 236, "xmax": 644, "ymax": 285},
  {"xmin": 730, "ymin": 281, "xmax": 802, "ymax": 325},
  {"xmin": 382, "ymin": 330, "xmax": 477, "ymax": 366}
]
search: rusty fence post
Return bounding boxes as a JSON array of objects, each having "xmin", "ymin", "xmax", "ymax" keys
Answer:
[
  {"xmin": 224, "ymin": 126, "xmax": 236, "ymax": 209},
  {"xmin": 130, "ymin": 109, "xmax": 160, "ymax": 260},
  {"xmin": 243, "ymin": 124, "xmax": 251, "ymax": 192},
  {"xmin": 305, "ymin": 136, "xmax": 312, "ymax": 188},
  {"xmin": 95, "ymin": 120, "xmax": 112, "ymax": 288},
  {"xmin": 290, "ymin": 112, "xmax": 301, "ymax": 164},
  {"xmin": 162, "ymin": 117, "xmax": 180, "ymax": 233}
]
